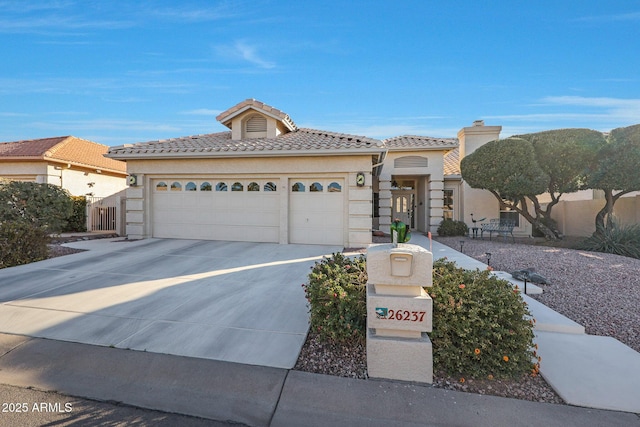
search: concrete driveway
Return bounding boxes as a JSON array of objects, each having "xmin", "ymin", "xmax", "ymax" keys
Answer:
[{"xmin": 0, "ymin": 238, "xmax": 342, "ymax": 368}]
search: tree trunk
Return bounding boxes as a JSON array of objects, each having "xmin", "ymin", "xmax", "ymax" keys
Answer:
[
  {"xmin": 594, "ymin": 190, "xmax": 627, "ymax": 235},
  {"xmin": 515, "ymin": 201, "xmax": 560, "ymax": 240},
  {"xmin": 488, "ymin": 191, "xmax": 561, "ymax": 240}
]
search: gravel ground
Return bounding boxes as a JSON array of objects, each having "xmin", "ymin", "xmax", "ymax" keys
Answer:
[
  {"xmin": 295, "ymin": 235, "xmax": 640, "ymax": 405},
  {"xmin": 48, "ymin": 244, "xmax": 86, "ymax": 258},
  {"xmin": 436, "ymin": 236, "xmax": 640, "ymax": 353},
  {"xmin": 295, "ymin": 332, "xmax": 564, "ymax": 404}
]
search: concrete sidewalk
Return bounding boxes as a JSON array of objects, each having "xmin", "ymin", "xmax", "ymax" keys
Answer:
[
  {"xmin": 412, "ymin": 234, "xmax": 640, "ymax": 414},
  {"xmin": 0, "ymin": 334, "xmax": 636, "ymax": 427}
]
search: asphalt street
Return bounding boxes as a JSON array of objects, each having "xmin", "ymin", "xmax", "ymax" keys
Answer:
[{"xmin": 0, "ymin": 384, "xmax": 237, "ymax": 427}]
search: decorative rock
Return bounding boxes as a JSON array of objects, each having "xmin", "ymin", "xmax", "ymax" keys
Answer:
[{"xmin": 510, "ymin": 268, "xmax": 549, "ymax": 285}]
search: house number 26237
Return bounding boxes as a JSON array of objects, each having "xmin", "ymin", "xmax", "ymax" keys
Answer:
[{"xmin": 376, "ymin": 307, "xmax": 425, "ymax": 322}]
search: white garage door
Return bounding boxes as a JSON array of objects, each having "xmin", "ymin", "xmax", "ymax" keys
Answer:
[
  {"xmin": 152, "ymin": 179, "xmax": 280, "ymax": 242},
  {"xmin": 289, "ymin": 179, "xmax": 344, "ymax": 245}
]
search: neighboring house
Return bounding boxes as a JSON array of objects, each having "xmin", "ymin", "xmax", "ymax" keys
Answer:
[{"xmin": 0, "ymin": 136, "xmax": 127, "ymax": 198}]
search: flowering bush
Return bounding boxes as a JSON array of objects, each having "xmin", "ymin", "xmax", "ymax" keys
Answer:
[
  {"xmin": 303, "ymin": 254, "xmax": 541, "ymax": 379},
  {"xmin": 303, "ymin": 252, "xmax": 367, "ymax": 343},
  {"xmin": 429, "ymin": 259, "xmax": 540, "ymax": 379}
]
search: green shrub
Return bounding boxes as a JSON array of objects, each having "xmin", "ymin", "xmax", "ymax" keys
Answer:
[
  {"xmin": 429, "ymin": 259, "xmax": 539, "ymax": 379},
  {"xmin": 437, "ymin": 219, "xmax": 469, "ymax": 237},
  {"xmin": 0, "ymin": 221, "xmax": 50, "ymax": 269},
  {"xmin": 63, "ymin": 196, "xmax": 87, "ymax": 232},
  {"xmin": 303, "ymin": 254, "xmax": 540, "ymax": 380},
  {"xmin": 303, "ymin": 252, "xmax": 367, "ymax": 342},
  {"xmin": 0, "ymin": 181, "xmax": 73, "ymax": 233},
  {"xmin": 577, "ymin": 218, "xmax": 640, "ymax": 259}
]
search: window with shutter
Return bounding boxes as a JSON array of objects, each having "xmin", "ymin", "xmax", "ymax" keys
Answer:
[
  {"xmin": 246, "ymin": 115, "xmax": 267, "ymax": 134},
  {"xmin": 394, "ymin": 156, "xmax": 428, "ymax": 168}
]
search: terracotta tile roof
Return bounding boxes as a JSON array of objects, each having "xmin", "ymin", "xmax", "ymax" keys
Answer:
[
  {"xmin": 216, "ymin": 98, "xmax": 298, "ymax": 131},
  {"xmin": 0, "ymin": 136, "xmax": 67, "ymax": 156},
  {"xmin": 444, "ymin": 147, "xmax": 461, "ymax": 176},
  {"xmin": 0, "ymin": 136, "xmax": 127, "ymax": 174},
  {"xmin": 383, "ymin": 135, "xmax": 458, "ymax": 150},
  {"xmin": 107, "ymin": 128, "xmax": 383, "ymax": 158}
]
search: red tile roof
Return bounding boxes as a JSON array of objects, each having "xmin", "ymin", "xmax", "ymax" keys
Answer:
[
  {"xmin": 0, "ymin": 136, "xmax": 127, "ymax": 174},
  {"xmin": 0, "ymin": 136, "xmax": 67, "ymax": 157}
]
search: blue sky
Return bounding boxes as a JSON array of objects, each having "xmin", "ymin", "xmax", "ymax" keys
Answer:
[{"xmin": 1, "ymin": 1, "xmax": 639, "ymax": 146}]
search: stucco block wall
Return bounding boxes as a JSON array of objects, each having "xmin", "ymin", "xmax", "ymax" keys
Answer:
[
  {"xmin": 1, "ymin": 161, "xmax": 126, "ymax": 197},
  {"xmin": 0, "ymin": 161, "xmax": 46, "ymax": 182},
  {"xmin": 125, "ymin": 181, "xmax": 146, "ymax": 240},
  {"xmin": 552, "ymin": 196, "xmax": 640, "ymax": 237},
  {"xmin": 46, "ymin": 164, "xmax": 127, "ymax": 197}
]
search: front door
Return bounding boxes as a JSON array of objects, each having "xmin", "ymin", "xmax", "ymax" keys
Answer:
[{"xmin": 391, "ymin": 191, "xmax": 415, "ymax": 228}]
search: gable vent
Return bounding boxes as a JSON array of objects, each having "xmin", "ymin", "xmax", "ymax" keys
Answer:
[
  {"xmin": 246, "ymin": 115, "xmax": 267, "ymax": 133},
  {"xmin": 394, "ymin": 156, "xmax": 428, "ymax": 168}
]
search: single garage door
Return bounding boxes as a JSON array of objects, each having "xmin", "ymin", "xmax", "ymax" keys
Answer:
[
  {"xmin": 289, "ymin": 179, "xmax": 344, "ymax": 245},
  {"xmin": 152, "ymin": 179, "xmax": 280, "ymax": 242}
]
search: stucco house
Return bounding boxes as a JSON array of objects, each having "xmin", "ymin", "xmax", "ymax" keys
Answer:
[
  {"xmin": 107, "ymin": 99, "xmax": 508, "ymax": 246},
  {"xmin": 0, "ymin": 136, "xmax": 128, "ymax": 198}
]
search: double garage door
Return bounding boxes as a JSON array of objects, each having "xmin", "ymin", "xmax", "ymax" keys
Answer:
[{"xmin": 152, "ymin": 178, "xmax": 344, "ymax": 245}]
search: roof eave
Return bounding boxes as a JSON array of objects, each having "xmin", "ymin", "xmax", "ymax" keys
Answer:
[
  {"xmin": 386, "ymin": 145, "xmax": 459, "ymax": 152},
  {"xmin": 106, "ymin": 148, "xmax": 384, "ymax": 160},
  {"xmin": 45, "ymin": 156, "xmax": 127, "ymax": 175}
]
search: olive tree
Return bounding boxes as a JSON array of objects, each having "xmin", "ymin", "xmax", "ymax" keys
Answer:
[
  {"xmin": 587, "ymin": 124, "xmax": 640, "ymax": 233},
  {"xmin": 461, "ymin": 129, "xmax": 605, "ymax": 240}
]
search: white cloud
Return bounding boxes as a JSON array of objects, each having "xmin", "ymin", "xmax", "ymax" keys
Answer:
[
  {"xmin": 485, "ymin": 96, "xmax": 640, "ymax": 128},
  {"xmin": 180, "ymin": 109, "xmax": 223, "ymax": 116},
  {"xmin": 575, "ymin": 11, "xmax": 640, "ymax": 23},
  {"xmin": 234, "ymin": 41, "xmax": 276, "ymax": 69},
  {"xmin": 215, "ymin": 40, "xmax": 276, "ymax": 69},
  {"xmin": 31, "ymin": 119, "xmax": 181, "ymax": 133},
  {"xmin": 150, "ymin": 3, "xmax": 238, "ymax": 22},
  {"xmin": 298, "ymin": 121, "xmax": 459, "ymax": 140}
]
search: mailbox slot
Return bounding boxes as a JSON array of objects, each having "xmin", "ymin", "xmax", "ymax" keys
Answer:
[{"xmin": 390, "ymin": 251, "xmax": 413, "ymax": 277}]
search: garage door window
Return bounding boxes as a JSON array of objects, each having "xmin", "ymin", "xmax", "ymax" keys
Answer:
[
  {"xmin": 310, "ymin": 182, "xmax": 323, "ymax": 192},
  {"xmin": 328, "ymin": 182, "xmax": 342, "ymax": 192},
  {"xmin": 170, "ymin": 182, "xmax": 182, "ymax": 191},
  {"xmin": 185, "ymin": 182, "xmax": 197, "ymax": 192},
  {"xmin": 232, "ymin": 182, "xmax": 244, "ymax": 192},
  {"xmin": 156, "ymin": 182, "xmax": 167, "ymax": 191},
  {"xmin": 216, "ymin": 182, "xmax": 227, "ymax": 191},
  {"xmin": 201, "ymin": 182, "xmax": 212, "ymax": 191},
  {"xmin": 264, "ymin": 182, "xmax": 277, "ymax": 192},
  {"xmin": 248, "ymin": 182, "xmax": 260, "ymax": 191},
  {"xmin": 292, "ymin": 182, "xmax": 305, "ymax": 192}
]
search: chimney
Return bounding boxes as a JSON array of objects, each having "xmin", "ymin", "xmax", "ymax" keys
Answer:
[{"xmin": 458, "ymin": 121, "xmax": 502, "ymax": 159}]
